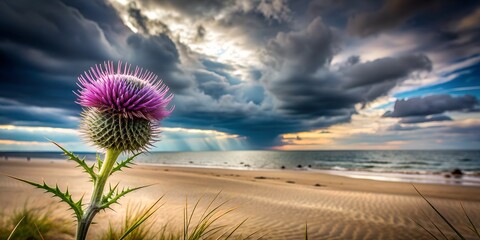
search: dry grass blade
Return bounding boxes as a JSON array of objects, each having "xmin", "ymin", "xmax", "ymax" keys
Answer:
[
  {"xmin": 222, "ymin": 218, "xmax": 248, "ymax": 240},
  {"xmin": 6, "ymin": 216, "xmax": 24, "ymax": 240},
  {"xmin": 412, "ymin": 218, "xmax": 440, "ymax": 240},
  {"xmin": 418, "ymin": 208, "xmax": 448, "ymax": 240},
  {"xmin": 460, "ymin": 202, "xmax": 480, "ymax": 238},
  {"xmin": 34, "ymin": 223, "xmax": 45, "ymax": 240},
  {"xmin": 413, "ymin": 185, "xmax": 465, "ymax": 240},
  {"xmin": 195, "ymin": 207, "xmax": 236, "ymax": 239},
  {"xmin": 185, "ymin": 196, "xmax": 202, "ymax": 240},
  {"xmin": 304, "ymin": 222, "xmax": 308, "ymax": 240},
  {"xmin": 119, "ymin": 196, "xmax": 164, "ymax": 240},
  {"xmin": 242, "ymin": 229, "xmax": 263, "ymax": 240},
  {"xmin": 192, "ymin": 192, "xmax": 222, "ymax": 233},
  {"xmin": 2, "ymin": 204, "xmax": 73, "ymax": 240}
]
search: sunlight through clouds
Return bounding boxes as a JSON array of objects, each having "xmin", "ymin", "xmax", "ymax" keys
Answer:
[
  {"xmin": 0, "ymin": 0, "xmax": 479, "ymax": 150},
  {"xmin": 0, "ymin": 125, "xmax": 247, "ymax": 151}
]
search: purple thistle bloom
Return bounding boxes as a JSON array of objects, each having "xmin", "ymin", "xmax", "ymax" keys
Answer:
[
  {"xmin": 77, "ymin": 61, "xmax": 174, "ymax": 120},
  {"xmin": 77, "ymin": 61, "xmax": 174, "ymax": 152}
]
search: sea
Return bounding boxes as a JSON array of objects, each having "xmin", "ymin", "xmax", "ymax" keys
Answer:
[{"xmin": 1, "ymin": 150, "xmax": 480, "ymax": 186}]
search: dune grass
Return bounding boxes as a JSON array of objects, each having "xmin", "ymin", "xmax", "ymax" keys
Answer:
[
  {"xmin": 100, "ymin": 192, "xmax": 262, "ymax": 240},
  {"xmin": 2, "ymin": 187, "xmax": 478, "ymax": 240},
  {"xmin": 413, "ymin": 185, "xmax": 480, "ymax": 240},
  {"xmin": 0, "ymin": 194, "xmax": 259, "ymax": 240},
  {"xmin": 0, "ymin": 204, "xmax": 73, "ymax": 240}
]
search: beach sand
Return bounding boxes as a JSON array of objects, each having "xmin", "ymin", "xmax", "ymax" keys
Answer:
[{"xmin": 1, "ymin": 159, "xmax": 480, "ymax": 239}]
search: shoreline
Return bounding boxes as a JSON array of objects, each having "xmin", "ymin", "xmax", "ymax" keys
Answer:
[
  {"xmin": 3, "ymin": 157, "xmax": 480, "ymax": 187},
  {"xmin": 2, "ymin": 158, "xmax": 480, "ymax": 199},
  {"xmin": 1, "ymin": 159, "xmax": 480, "ymax": 239}
]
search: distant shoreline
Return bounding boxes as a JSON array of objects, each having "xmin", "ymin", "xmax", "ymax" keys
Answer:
[{"xmin": 2, "ymin": 156, "xmax": 480, "ymax": 186}]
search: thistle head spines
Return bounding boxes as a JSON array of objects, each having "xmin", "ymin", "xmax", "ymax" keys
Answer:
[
  {"xmin": 80, "ymin": 108, "xmax": 157, "ymax": 153},
  {"xmin": 77, "ymin": 61, "xmax": 173, "ymax": 121}
]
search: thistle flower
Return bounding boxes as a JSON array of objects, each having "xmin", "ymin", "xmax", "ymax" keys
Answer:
[{"xmin": 77, "ymin": 61, "xmax": 173, "ymax": 152}]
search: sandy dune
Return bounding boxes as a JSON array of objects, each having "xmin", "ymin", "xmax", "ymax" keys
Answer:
[{"xmin": 1, "ymin": 159, "xmax": 480, "ymax": 239}]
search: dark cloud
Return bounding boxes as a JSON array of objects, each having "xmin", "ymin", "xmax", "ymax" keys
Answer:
[
  {"xmin": 193, "ymin": 70, "xmax": 229, "ymax": 99},
  {"xmin": 0, "ymin": 0, "xmax": 116, "ymax": 61},
  {"xmin": 343, "ymin": 54, "xmax": 432, "ymax": 88},
  {"xmin": 0, "ymin": 0, "xmax": 129, "ymax": 113},
  {"xmin": 383, "ymin": 94, "xmax": 478, "ymax": 118},
  {"xmin": 264, "ymin": 18, "xmax": 432, "ymax": 124},
  {"xmin": 445, "ymin": 123, "xmax": 480, "ymax": 139},
  {"xmin": 1, "ymin": 0, "xmax": 478, "ymax": 150},
  {"xmin": 199, "ymin": 59, "xmax": 241, "ymax": 85},
  {"xmin": 125, "ymin": 33, "xmax": 191, "ymax": 92},
  {"xmin": 127, "ymin": 2, "xmax": 149, "ymax": 34},
  {"xmin": 399, "ymin": 115, "xmax": 452, "ymax": 124},
  {"xmin": 266, "ymin": 17, "xmax": 337, "ymax": 73},
  {"xmin": 348, "ymin": 0, "xmax": 437, "ymax": 36},
  {"xmin": 217, "ymin": 6, "xmax": 293, "ymax": 46},
  {"xmin": 195, "ymin": 25, "xmax": 206, "ymax": 41},
  {"xmin": 0, "ymin": 98, "xmax": 78, "ymax": 128},
  {"xmin": 0, "ymin": 0, "xmax": 188, "ymax": 129},
  {"xmin": 127, "ymin": 2, "xmax": 170, "ymax": 35}
]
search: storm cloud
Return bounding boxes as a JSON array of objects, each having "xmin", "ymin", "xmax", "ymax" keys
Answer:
[
  {"xmin": 399, "ymin": 115, "xmax": 453, "ymax": 124},
  {"xmin": 263, "ymin": 17, "xmax": 432, "ymax": 124},
  {"xmin": 1, "ymin": 0, "xmax": 479, "ymax": 150},
  {"xmin": 383, "ymin": 94, "xmax": 478, "ymax": 118},
  {"xmin": 348, "ymin": 0, "xmax": 437, "ymax": 36}
]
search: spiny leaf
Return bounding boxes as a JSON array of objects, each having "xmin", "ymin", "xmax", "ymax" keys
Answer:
[
  {"xmin": 100, "ymin": 185, "xmax": 151, "ymax": 210},
  {"xmin": 110, "ymin": 152, "xmax": 142, "ymax": 175},
  {"xmin": 103, "ymin": 183, "xmax": 120, "ymax": 205},
  {"xmin": 51, "ymin": 141, "xmax": 97, "ymax": 183},
  {"xmin": 96, "ymin": 153, "xmax": 103, "ymax": 171},
  {"xmin": 10, "ymin": 176, "xmax": 83, "ymax": 221}
]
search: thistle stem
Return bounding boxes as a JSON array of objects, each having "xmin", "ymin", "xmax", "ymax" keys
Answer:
[{"xmin": 76, "ymin": 148, "xmax": 121, "ymax": 240}]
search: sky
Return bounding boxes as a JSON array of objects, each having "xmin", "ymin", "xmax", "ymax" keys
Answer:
[{"xmin": 0, "ymin": 0, "xmax": 479, "ymax": 151}]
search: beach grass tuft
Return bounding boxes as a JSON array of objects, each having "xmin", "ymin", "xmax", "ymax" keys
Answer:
[
  {"xmin": 100, "ymin": 197, "xmax": 171, "ymax": 240},
  {"xmin": 414, "ymin": 185, "xmax": 480, "ymax": 240},
  {"xmin": 100, "ymin": 192, "xmax": 261, "ymax": 240},
  {"xmin": 0, "ymin": 204, "xmax": 73, "ymax": 240}
]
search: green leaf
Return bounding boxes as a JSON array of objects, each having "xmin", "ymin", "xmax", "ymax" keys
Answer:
[
  {"xmin": 110, "ymin": 152, "xmax": 142, "ymax": 176},
  {"xmin": 100, "ymin": 184, "xmax": 151, "ymax": 210},
  {"xmin": 102, "ymin": 183, "xmax": 120, "ymax": 206},
  {"xmin": 51, "ymin": 141, "xmax": 97, "ymax": 183},
  {"xmin": 96, "ymin": 153, "xmax": 103, "ymax": 171},
  {"xmin": 10, "ymin": 176, "xmax": 83, "ymax": 221}
]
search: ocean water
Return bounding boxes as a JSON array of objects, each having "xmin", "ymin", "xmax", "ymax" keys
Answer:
[{"xmin": 2, "ymin": 150, "xmax": 480, "ymax": 185}]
